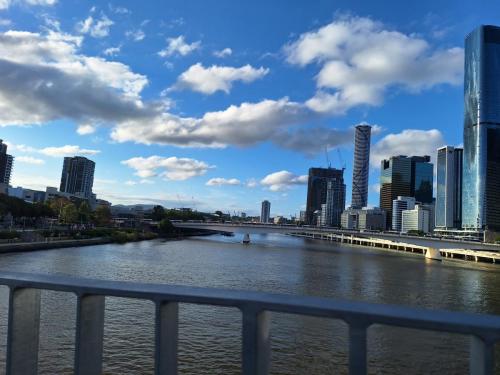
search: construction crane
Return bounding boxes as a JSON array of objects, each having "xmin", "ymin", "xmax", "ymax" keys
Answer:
[
  {"xmin": 324, "ymin": 146, "xmax": 331, "ymax": 168},
  {"xmin": 337, "ymin": 148, "xmax": 346, "ymax": 170}
]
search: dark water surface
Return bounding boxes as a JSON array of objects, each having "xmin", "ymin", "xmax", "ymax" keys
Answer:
[{"xmin": 0, "ymin": 233, "xmax": 499, "ymax": 374}]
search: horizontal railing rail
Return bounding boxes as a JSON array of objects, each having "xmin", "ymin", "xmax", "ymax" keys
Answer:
[{"xmin": 0, "ymin": 271, "xmax": 499, "ymax": 374}]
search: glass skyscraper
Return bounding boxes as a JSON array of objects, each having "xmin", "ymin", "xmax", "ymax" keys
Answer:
[
  {"xmin": 436, "ymin": 146, "xmax": 463, "ymax": 229},
  {"xmin": 379, "ymin": 155, "xmax": 433, "ymax": 229},
  {"xmin": 463, "ymin": 25, "xmax": 500, "ymax": 230},
  {"xmin": 59, "ymin": 156, "xmax": 95, "ymax": 199}
]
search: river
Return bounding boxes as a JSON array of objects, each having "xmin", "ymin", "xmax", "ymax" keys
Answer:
[{"xmin": 0, "ymin": 233, "xmax": 499, "ymax": 374}]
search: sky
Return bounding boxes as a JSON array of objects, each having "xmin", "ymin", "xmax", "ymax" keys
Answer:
[{"xmin": 0, "ymin": 0, "xmax": 498, "ymax": 217}]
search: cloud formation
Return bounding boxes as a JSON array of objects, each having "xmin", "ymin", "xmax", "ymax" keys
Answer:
[
  {"xmin": 39, "ymin": 145, "xmax": 101, "ymax": 157},
  {"xmin": 172, "ymin": 63, "xmax": 269, "ymax": 94},
  {"xmin": 206, "ymin": 177, "xmax": 241, "ymax": 186},
  {"xmin": 121, "ymin": 156, "xmax": 214, "ymax": 181},
  {"xmin": 76, "ymin": 124, "xmax": 97, "ymax": 135},
  {"xmin": 77, "ymin": 15, "xmax": 114, "ymax": 38},
  {"xmin": 370, "ymin": 129, "xmax": 444, "ymax": 168},
  {"xmin": 213, "ymin": 47, "xmax": 232, "ymax": 58},
  {"xmin": 158, "ymin": 36, "xmax": 200, "ymax": 57},
  {"xmin": 16, "ymin": 156, "xmax": 45, "ymax": 165},
  {"xmin": 0, "ymin": 0, "xmax": 56, "ymax": 9},
  {"xmin": 285, "ymin": 16, "xmax": 463, "ymax": 114},
  {"xmin": 260, "ymin": 170, "xmax": 308, "ymax": 191}
]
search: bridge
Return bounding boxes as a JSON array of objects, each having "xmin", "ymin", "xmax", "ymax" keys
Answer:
[
  {"xmin": 174, "ymin": 222, "xmax": 500, "ymax": 251},
  {"xmin": 1, "ymin": 271, "xmax": 499, "ymax": 375}
]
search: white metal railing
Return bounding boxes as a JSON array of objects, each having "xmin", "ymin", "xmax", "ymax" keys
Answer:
[{"xmin": 1, "ymin": 271, "xmax": 499, "ymax": 375}]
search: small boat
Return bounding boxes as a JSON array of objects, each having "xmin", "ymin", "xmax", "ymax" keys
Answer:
[
  {"xmin": 425, "ymin": 247, "xmax": 442, "ymax": 261},
  {"xmin": 242, "ymin": 233, "xmax": 251, "ymax": 244}
]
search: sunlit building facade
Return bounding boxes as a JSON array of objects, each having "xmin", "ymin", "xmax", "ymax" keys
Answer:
[
  {"xmin": 462, "ymin": 25, "xmax": 500, "ymax": 231},
  {"xmin": 436, "ymin": 146, "xmax": 463, "ymax": 229}
]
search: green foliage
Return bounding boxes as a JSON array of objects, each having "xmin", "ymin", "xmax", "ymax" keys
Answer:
[
  {"xmin": 151, "ymin": 205, "xmax": 166, "ymax": 221},
  {"xmin": 407, "ymin": 230, "xmax": 425, "ymax": 237},
  {"xmin": 0, "ymin": 194, "xmax": 55, "ymax": 218},
  {"xmin": 163, "ymin": 209, "xmax": 206, "ymax": 221},
  {"xmin": 94, "ymin": 205, "xmax": 112, "ymax": 226},
  {"xmin": 61, "ymin": 203, "xmax": 78, "ymax": 224},
  {"xmin": 78, "ymin": 201, "xmax": 92, "ymax": 223},
  {"xmin": 0, "ymin": 231, "xmax": 20, "ymax": 239},
  {"xmin": 158, "ymin": 219, "xmax": 176, "ymax": 236}
]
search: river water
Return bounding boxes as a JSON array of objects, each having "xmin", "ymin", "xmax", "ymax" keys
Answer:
[{"xmin": 0, "ymin": 233, "xmax": 499, "ymax": 374}]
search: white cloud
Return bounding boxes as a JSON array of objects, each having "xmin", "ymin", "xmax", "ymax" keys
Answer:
[
  {"xmin": 103, "ymin": 46, "xmax": 120, "ymax": 56},
  {"xmin": 77, "ymin": 124, "xmax": 97, "ymax": 135},
  {"xmin": 0, "ymin": 19, "xmax": 11, "ymax": 26},
  {"xmin": 15, "ymin": 156, "xmax": 45, "ymax": 165},
  {"xmin": 172, "ymin": 63, "xmax": 269, "ymax": 94},
  {"xmin": 213, "ymin": 47, "xmax": 232, "ymax": 58},
  {"xmin": 125, "ymin": 29, "xmax": 145, "ymax": 41},
  {"xmin": 246, "ymin": 178, "xmax": 258, "ymax": 188},
  {"xmin": 39, "ymin": 145, "xmax": 100, "ymax": 157},
  {"xmin": 370, "ymin": 129, "xmax": 444, "ymax": 168},
  {"xmin": 260, "ymin": 170, "xmax": 308, "ymax": 191},
  {"xmin": 77, "ymin": 15, "xmax": 114, "ymax": 38},
  {"xmin": 206, "ymin": 177, "xmax": 241, "ymax": 186},
  {"xmin": 158, "ymin": 35, "xmax": 200, "ymax": 57},
  {"xmin": 285, "ymin": 16, "xmax": 463, "ymax": 115},
  {"xmin": 0, "ymin": 0, "xmax": 56, "ymax": 9},
  {"xmin": 121, "ymin": 156, "xmax": 214, "ymax": 181}
]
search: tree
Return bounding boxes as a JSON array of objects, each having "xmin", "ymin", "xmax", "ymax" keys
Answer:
[
  {"xmin": 48, "ymin": 197, "xmax": 71, "ymax": 222},
  {"xmin": 94, "ymin": 205, "xmax": 112, "ymax": 226},
  {"xmin": 61, "ymin": 203, "xmax": 78, "ymax": 224},
  {"xmin": 158, "ymin": 219, "xmax": 176, "ymax": 237},
  {"xmin": 78, "ymin": 201, "xmax": 92, "ymax": 223},
  {"xmin": 151, "ymin": 205, "xmax": 166, "ymax": 221}
]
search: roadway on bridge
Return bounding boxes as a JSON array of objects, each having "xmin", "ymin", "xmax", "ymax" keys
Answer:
[{"xmin": 175, "ymin": 222, "xmax": 500, "ymax": 251}]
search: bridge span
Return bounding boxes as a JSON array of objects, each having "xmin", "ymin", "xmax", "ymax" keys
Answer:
[{"xmin": 174, "ymin": 222, "xmax": 500, "ymax": 252}]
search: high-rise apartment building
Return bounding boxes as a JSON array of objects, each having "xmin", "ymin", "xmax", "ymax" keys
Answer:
[
  {"xmin": 0, "ymin": 140, "xmax": 13, "ymax": 185},
  {"xmin": 305, "ymin": 167, "xmax": 345, "ymax": 224},
  {"xmin": 380, "ymin": 155, "xmax": 433, "ymax": 228},
  {"xmin": 463, "ymin": 25, "xmax": 500, "ymax": 231},
  {"xmin": 436, "ymin": 146, "xmax": 463, "ymax": 229},
  {"xmin": 59, "ymin": 156, "xmax": 95, "ymax": 199},
  {"xmin": 321, "ymin": 178, "xmax": 346, "ymax": 227},
  {"xmin": 260, "ymin": 200, "xmax": 271, "ymax": 223},
  {"xmin": 351, "ymin": 124, "xmax": 371, "ymax": 208}
]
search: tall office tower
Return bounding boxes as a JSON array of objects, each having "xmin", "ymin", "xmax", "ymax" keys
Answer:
[
  {"xmin": 436, "ymin": 146, "xmax": 463, "ymax": 229},
  {"xmin": 351, "ymin": 124, "xmax": 371, "ymax": 208},
  {"xmin": 59, "ymin": 156, "xmax": 95, "ymax": 199},
  {"xmin": 392, "ymin": 196, "xmax": 416, "ymax": 232},
  {"xmin": 0, "ymin": 140, "xmax": 13, "ymax": 185},
  {"xmin": 322, "ymin": 179, "xmax": 346, "ymax": 227},
  {"xmin": 260, "ymin": 200, "xmax": 271, "ymax": 223},
  {"xmin": 463, "ymin": 25, "xmax": 500, "ymax": 231},
  {"xmin": 380, "ymin": 155, "xmax": 433, "ymax": 228},
  {"xmin": 305, "ymin": 167, "xmax": 345, "ymax": 224}
]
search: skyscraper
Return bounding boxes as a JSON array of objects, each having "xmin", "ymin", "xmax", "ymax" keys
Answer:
[
  {"xmin": 351, "ymin": 124, "xmax": 371, "ymax": 208},
  {"xmin": 0, "ymin": 140, "xmax": 13, "ymax": 185},
  {"xmin": 321, "ymin": 178, "xmax": 346, "ymax": 227},
  {"xmin": 260, "ymin": 200, "xmax": 271, "ymax": 223},
  {"xmin": 463, "ymin": 25, "xmax": 500, "ymax": 231},
  {"xmin": 379, "ymin": 155, "xmax": 433, "ymax": 228},
  {"xmin": 59, "ymin": 156, "xmax": 95, "ymax": 199},
  {"xmin": 436, "ymin": 146, "xmax": 463, "ymax": 229},
  {"xmin": 305, "ymin": 167, "xmax": 345, "ymax": 224}
]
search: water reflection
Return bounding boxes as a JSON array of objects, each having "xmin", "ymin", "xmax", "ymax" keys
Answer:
[{"xmin": 0, "ymin": 234, "xmax": 498, "ymax": 374}]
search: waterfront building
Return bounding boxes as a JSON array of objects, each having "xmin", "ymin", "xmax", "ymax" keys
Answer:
[
  {"xmin": 392, "ymin": 196, "xmax": 416, "ymax": 232},
  {"xmin": 462, "ymin": 25, "xmax": 500, "ymax": 233},
  {"xmin": 260, "ymin": 200, "xmax": 271, "ymax": 223},
  {"xmin": 380, "ymin": 155, "xmax": 433, "ymax": 228},
  {"xmin": 341, "ymin": 207, "xmax": 386, "ymax": 231},
  {"xmin": 59, "ymin": 156, "xmax": 95, "ymax": 199},
  {"xmin": 320, "ymin": 178, "xmax": 346, "ymax": 227},
  {"xmin": 305, "ymin": 167, "xmax": 345, "ymax": 225},
  {"xmin": 8, "ymin": 187, "xmax": 45, "ymax": 203},
  {"xmin": 402, "ymin": 205, "xmax": 431, "ymax": 234},
  {"xmin": 351, "ymin": 124, "xmax": 371, "ymax": 209},
  {"xmin": 0, "ymin": 140, "xmax": 13, "ymax": 185},
  {"xmin": 436, "ymin": 146, "xmax": 463, "ymax": 230}
]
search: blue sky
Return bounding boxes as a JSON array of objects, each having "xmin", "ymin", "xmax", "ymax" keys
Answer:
[{"xmin": 0, "ymin": 0, "xmax": 498, "ymax": 217}]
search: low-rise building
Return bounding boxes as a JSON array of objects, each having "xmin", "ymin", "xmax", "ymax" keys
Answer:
[
  {"xmin": 341, "ymin": 207, "xmax": 386, "ymax": 231},
  {"xmin": 392, "ymin": 196, "xmax": 416, "ymax": 232},
  {"xmin": 402, "ymin": 205, "xmax": 430, "ymax": 234}
]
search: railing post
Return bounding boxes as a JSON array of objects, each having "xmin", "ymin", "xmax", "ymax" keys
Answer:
[
  {"xmin": 241, "ymin": 307, "xmax": 270, "ymax": 375},
  {"xmin": 74, "ymin": 294, "xmax": 105, "ymax": 375},
  {"xmin": 6, "ymin": 287, "xmax": 41, "ymax": 375},
  {"xmin": 470, "ymin": 335, "xmax": 495, "ymax": 375},
  {"xmin": 154, "ymin": 301, "xmax": 178, "ymax": 375},
  {"xmin": 348, "ymin": 321, "xmax": 369, "ymax": 375}
]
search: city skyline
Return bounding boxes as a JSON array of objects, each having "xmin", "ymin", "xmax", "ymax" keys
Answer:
[{"xmin": 0, "ymin": 0, "xmax": 498, "ymax": 217}]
